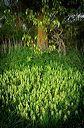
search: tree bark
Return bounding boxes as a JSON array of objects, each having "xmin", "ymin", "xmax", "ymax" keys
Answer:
[{"xmin": 37, "ymin": 13, "xmax": 48, "ymax": 50}]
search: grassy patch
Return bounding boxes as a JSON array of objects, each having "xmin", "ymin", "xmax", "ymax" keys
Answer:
[{"xmin": 0, "ymin": 47, "xmax": 84, "ymax": 128}]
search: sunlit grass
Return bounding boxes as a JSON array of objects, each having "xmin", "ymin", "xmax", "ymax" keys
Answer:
[{"xmin": 0, "ymin": 46, "xmax": 84, "ymax": 128}]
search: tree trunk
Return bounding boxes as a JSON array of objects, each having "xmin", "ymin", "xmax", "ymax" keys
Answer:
[{"xmin": 37, "ymin": 13, "xmax": 48, "ymax": 50}]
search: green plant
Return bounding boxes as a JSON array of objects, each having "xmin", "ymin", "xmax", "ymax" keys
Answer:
[{"xmin": 0, "ymin": 47, "xmax": 84, "ymax": 128}]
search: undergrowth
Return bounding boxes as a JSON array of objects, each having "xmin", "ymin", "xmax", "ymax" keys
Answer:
[{"xmin": 0, "ymin": 46, "xmax": 84, "ymax": 128}]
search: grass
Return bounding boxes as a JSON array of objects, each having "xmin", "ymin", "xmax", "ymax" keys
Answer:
[{"xmin": 0, "ymin": 46, "xmax": 84, "ymax": 128}]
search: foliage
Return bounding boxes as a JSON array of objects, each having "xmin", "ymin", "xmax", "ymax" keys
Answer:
[
  {"xmin": 0, "ymin": 47, "xmax": 84, "ymax": 128},
  {"xmin": 0, "ymin": 8, "xmax": 65, "ymax": 53},
  {"xmin": 24, "ymin": 7, "xmax": 65, "ymax": 49},
  {"xmin": 0, "ymin": 0, "xmax": 84, "ymax": 52}
]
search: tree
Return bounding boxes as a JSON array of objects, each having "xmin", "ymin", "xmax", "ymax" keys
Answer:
[
  {"xmin": 20, "ymin": 0, "xmax": 83, "ymax": 51},
  {"xmin": 1, "ymin": 0, "xmax": 84, "ymax": 52},
  {"xmin": 19, "ymin": 0, "xmax": 65, "ymax": 50}
]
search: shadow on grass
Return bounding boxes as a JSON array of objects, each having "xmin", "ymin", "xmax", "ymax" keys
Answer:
[
  {"xmin": 0, "ymin": 97, "xmax": 84, "ymax": 128},
  {"xmin": 0, "ymin": 98, "xmax": 42, "ymax": 128},
  {"xmin": 0, "ymin": 46, "xmax": 83, "ymax": 74},
  {"xmin": 0, "ymin": 47, "xmax": 32, "ymax": 74}
]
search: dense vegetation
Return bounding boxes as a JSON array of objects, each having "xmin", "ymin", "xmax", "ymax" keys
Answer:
[
  {"xmin": 0, "ymin": 47, "xmax": 84, "ymax": 128},
  {"xmin": 0, "ymin": 0, "xmax": 84, "ymax": 53},
  {"xmin": 0, "ymin": 0, "xmax": 84, "ymax": 128}
]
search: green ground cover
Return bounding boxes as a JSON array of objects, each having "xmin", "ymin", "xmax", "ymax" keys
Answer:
[{"xmin": 0, "ymin": 47, "xmax": 84, "ymax": 128}]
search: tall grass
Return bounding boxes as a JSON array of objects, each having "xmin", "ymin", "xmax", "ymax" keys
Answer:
[{"xmin": 0, "ymin": 47, "xmax": 84, "ymax": 128}]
